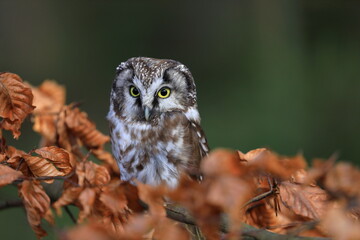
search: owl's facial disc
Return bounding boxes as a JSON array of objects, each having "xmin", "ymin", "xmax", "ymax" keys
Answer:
[{"xmin": 112, "ymin": 59, "xmax": 196, "ymax": 123}]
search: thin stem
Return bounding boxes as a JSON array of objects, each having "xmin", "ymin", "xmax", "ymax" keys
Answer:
[{"xmin": 64, "ymin": 206, "xmax": 77, "ymax": 224}]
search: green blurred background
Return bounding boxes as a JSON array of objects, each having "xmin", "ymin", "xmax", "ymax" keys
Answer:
[{"xmin": 1, "ymin": 0, "xmax": 360, "ymax": 239}]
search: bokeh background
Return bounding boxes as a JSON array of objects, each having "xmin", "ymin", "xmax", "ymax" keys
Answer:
[{"xmin": 1, "ymin": 0, "xmax": 360, "ymax": 239}]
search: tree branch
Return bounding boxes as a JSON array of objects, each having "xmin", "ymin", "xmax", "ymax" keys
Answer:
[
  {"xmin": 0, "ymin": 199, "xmax": 23, "ymax": 210},
  {"xmin": 163, "ymin": 204, "xmax": 330, "ymax": 240}
]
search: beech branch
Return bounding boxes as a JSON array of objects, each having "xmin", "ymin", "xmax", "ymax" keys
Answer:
[
  {"xmin": 0, "ymin": 199, "xmax": 23, "ymax": 210},
  {"xmin": 0, "ymin": 198, "xmax": 330, "ymax": 240},
  {"xmin": 163, "ymin": 204, "xmax": 330, "ymax": 240}
]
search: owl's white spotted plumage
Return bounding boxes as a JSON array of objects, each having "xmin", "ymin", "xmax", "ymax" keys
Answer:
[{"xmin": 107, "ymin": 57, "xmax": 208, "ymax": 187}]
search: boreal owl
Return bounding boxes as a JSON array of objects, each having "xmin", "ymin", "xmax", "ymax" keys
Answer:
[{"xmin": 107, "ymin": 57, "xmax": 208, "ymax": 188}]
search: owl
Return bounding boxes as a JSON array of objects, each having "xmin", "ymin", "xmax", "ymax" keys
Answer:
[{"xmin": 107, "ymin": 57, "xmax": 209, "ymax": 188}]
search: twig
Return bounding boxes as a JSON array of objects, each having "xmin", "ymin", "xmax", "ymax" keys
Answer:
[
  {"xmin": 12, "ymin": 171, "xmax": 80, "ymax": 187},
  {"xmin": 163, "ymin": 203, "xmax": 330, "ymax": 240},
  {"xmin": 64, "ymin": 206, "xmax": 77, "ymax": 224},
  {"xmin": 242, "ymin": 176, "xmax": 278, "ymax": 209},
  {"xmin": 0, "ymin": 199, "xmax": 23, "ymax": 210}
]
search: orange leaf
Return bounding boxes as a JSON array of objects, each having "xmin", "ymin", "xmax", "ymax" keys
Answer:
[
  {"xmin": 137, "ymin": 181, "xmax": 166, "ymax": 217},
  {"xmin": 0, "ymin": 72, "xmax": 35, "ymax": 138},
  {"xmin": 243, "ymin": 148, "xmax": 307, "ymax": 179},
  {"xmin": 323, "ymin": 162, "xmax": 360, "ymax": 198},
  {"xmin": 83, "ymin": 161, "xmax": 111, "ymax": 186},
  {"xmin": 5, "ymin": 146, "xmax": 32, "ymax": 177},
  {"xmin": 53, "ymin": 186, "xmax": 83, "ymax": 215},
  {"xmin": 62, "ymin": 222, "xmax": 116, "ymax": 240},
  {"xmin": 91, "ymin": 148, "xmax": 119, "ymax": 175},
  {"xmin": 279, "ymin": 181, "xmax": 329, "ymax": 220},
  {"xmin": 0, "ymin": 164, "xmax": 23, "ymax": 187},
  {"xmin": 31, "ymin": 80, "xmax": 65, "ymax": 111},
  {"xmin": 34, "ymin": 146, "xmax": 72, "ymax": 175},
  {"xmin": 153, "ymin": 218, "xmax": 190, "ymax": 240},
  {"xmin": 78, "ymin": 187, "xmax": 96, "ymax": 223},
  {"xmin": 65, "ymin": 107, "xmax": 110, "ymax": 148},
  {"xmin": 322, "ymin": 207, "xmax": 360, "ymax": 240},
  {"xmin": 23, "ymin": 155, "xmax": 64, "ymax": 183},
  {"xmin": 30, "ymin": 80, "xmax": 65, "ymax": 143},
  {"xmin": 206, "ymin": 176, "xmax": 251, "ymax": 232},
  {"xmin": 18, "ymin": 180, "xmax": 53, "ymax": 239},
  {"xmin": 99, "ymin": 182, "xmax": 130, "ymax": 217},
  {"xmin": 201, "ymin": 149, "xmax": 246, "ymax": 177}
]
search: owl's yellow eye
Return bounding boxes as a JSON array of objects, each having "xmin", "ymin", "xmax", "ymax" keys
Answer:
[
  {"xmin": 157, "ymin": 87, "xmax": 171, "ymax": 98},
  {"xmin": 129, "ymin": 86, "xmax": 140, "ymax": 97}
]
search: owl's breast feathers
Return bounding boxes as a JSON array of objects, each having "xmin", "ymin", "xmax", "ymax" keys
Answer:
[{"xmin": 108, "ymin": 109, "xmax": 209, "ymax": 187}]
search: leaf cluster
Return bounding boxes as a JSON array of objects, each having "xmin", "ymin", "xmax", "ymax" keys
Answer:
[{"xmin": 1, "ymin": 72, "xmax": 360, "ymax": 240}]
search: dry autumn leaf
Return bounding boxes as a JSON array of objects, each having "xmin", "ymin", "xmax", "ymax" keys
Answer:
[
  {"xmin": 53, "ymin": 186, "xmax": 83, "ymax": 215},
  {"xmin": 18, "ymin": 180, "xmax": 54, "ymax": 239},
  {"xmin": 321, "ymin": 207, "xmax": 360, "ymax": 240},
  {"xmin": 22, "ymin": 146, "xmax": 71, "ymax": 183},
  {"xmin": 65, "ymin": 107, "xmax": 110, "ymax": 149},
  {"xmin": 201, "ymin": 149, "xmax": 246, "ymax": 177},
  {"xmin": 78, "ymin": 187, "xmax": 97, "ymax": 223},
  {"xmin": 137, "ymin": 181, "xmax": 166, "ymax": 217},
  {"xmin": 99, "ymin": 181, "xmax": 130, "ymax": 217},
  {"xmin": 244, "ymin": 148, "xmax": 307, "ymax": 180},
  {"xmin": 34, "ymin": 146, "xmax": 72, "ymax": 175},
  {"xmin": 5, "ymin": 146, "xmax": 32, "ymax": 177},
  {"xmin": 0, "ymin": 164, "xmax": 23, "ymax": 187},
  {"xmin": 83, "ymin": 161, "xmax": 111, "ymax": 186},
  {"xmin": 323, "ymin": 162, "xmax": 360, "ymax": 199},
  {"xmin": 30, "ymin": 80, "xmax": 66, "ymax": 143},
  {"xmin": 61, "ymin": 222, "xmax": 117, "ymax": 240},
  {"xmin": 0, "ymin": 72, "xmax": 35, "ymax": 138},
  {"xmin": 279, "ymin": 181, "xmax": 329, "ymax": 220}
]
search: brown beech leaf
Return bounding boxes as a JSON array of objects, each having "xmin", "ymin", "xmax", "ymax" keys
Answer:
[
  {"xmin": 153, "ymin": 218, "xmax": 190, "ymax": 240},
  {"xmin": 31, "ymin": 80, "xmax": 65, "ymax": 111},
  {"xmin": 244, "ymin": 201, "xmax": 291, "ymax": 234},
  {"xmin": 321, "ymin": 207, "xmax": 360, "ymax": 240},
  {"xmin": 61, "ymin": 222, "xmax": 117, "ymax": 240},
  {"xmin": 18, "ymin": 180, "xmax": 53, "ymax": 239},
  {"xmin": 53, "ymin": 187, "xmax": 83, "ymax": 215},
  {"xmin": 118, "ymin": 214, "xmax": 157, "ymax": 239},
  {"xmin": 33, "ymin": 114, "xmax": 57, "ymax": 144},
  {"xmin": 244, "ymin": 149, "xmax": 307, "ymax": 179},
  {"xmin": 323, "ymin": 162, "xmax": 360, "ymax": 199},
  {"xmin": 30, "ymin": 80, "xmax": 65, "ymax": 143},
  {"xmin": 137, "ymin": 181, "xmax": 166, "ymax": 217},
  {"xmin": 23, "ymin": 155, "xmax": 63, "ymax": 183},
  {"xmin": 5, "ymin": 146, "xmax": 32, "ymax": 177},
  {"xmin": 206, "ymin": 176, "xmax": 251, "ymax": 230},
  {"xmin": 201, "ymin": 149, "xmax": 246, "ymax": 177},
  {"xmin": 78, "ymin": 187, "xmax": 97, "ymax": 223},
  {"xmin": 56, "ymin": 106, "xmax": 73, "ymax": 151},
  {"xmin": 169, "ymin": 177, "xmax": 221, "ymax": 240},
  {"xmin": 83, "ymin": 161, "xmax": 111, "ymax": 186},
  {"xmin": 99, "ymin": 181, "xmax": 130, "ymax": 217},
  {"xmin": 0, "ymin": 164, "xmax": 23, "ymax": 187},
  {"xmin": 34, "ymin": 146, "xmax": 72, "ymax": 175},
  {"xmin": 65, "ymin": 107, "xmax": 110, "ymax": 149},
  {"xmin": 279, "ymin": 181, "xmax": 329, "ymax": 220},
  {"xmin": 0, "ymin": 119, "xmax": 23, "ymax": 139},
  {"xmin": 91, "ymin": 148, "xmax": 119, "ymax": 175},
  {"xmin": 238, "ymin": 148, "xmax": 268, "ymax": 161},
  {"xmin": 0, "ymin": 72, "xmax": 35, "ymax": 138}
]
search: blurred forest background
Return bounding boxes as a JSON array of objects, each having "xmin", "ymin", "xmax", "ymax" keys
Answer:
[{"xmin": 0, "ymin": 0, "xmax": 360, "ymax": 239}]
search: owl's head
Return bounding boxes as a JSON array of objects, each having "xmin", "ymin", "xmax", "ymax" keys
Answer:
[{"xmin": 110, "ymin": 57, "xmax": 198, "ymax": 123}]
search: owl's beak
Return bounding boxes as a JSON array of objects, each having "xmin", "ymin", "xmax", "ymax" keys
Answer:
[{"xmin": 144, "ymin": 106, "xmax": 152, "ymax": 121}]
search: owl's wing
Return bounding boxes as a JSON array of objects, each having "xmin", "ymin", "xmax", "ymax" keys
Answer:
[
  {"xmin": 190, "ymin": 121, "xmax": 209, "ymax": 158},
  {"xmin": 187, "ymin": 121, "xmax": 209, "ymax": 180}
]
